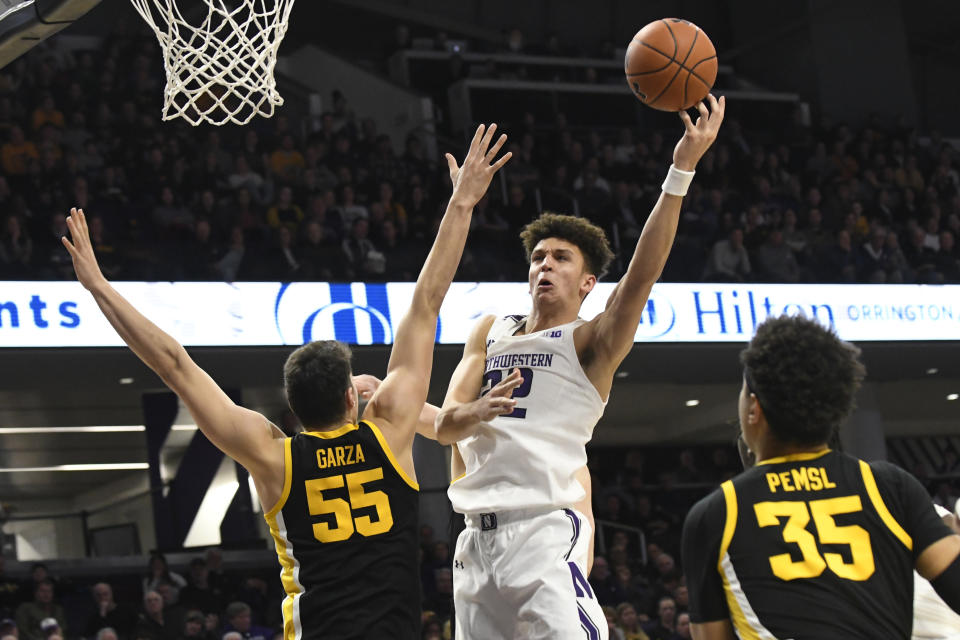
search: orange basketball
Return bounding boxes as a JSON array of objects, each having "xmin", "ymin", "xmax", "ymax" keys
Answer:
[{"xmin": 625, "ymin": 18, "xmax": 717, "ymax": 111}]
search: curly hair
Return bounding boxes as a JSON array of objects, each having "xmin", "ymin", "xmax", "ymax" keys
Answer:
[
  {"xmin": 740, "ymin": 315, "xmax": 865, "ymax": 447},
  {"xmin": 283, "ymin": 340, "xmax": 353, "ymax": 428},
  {"xmin": 519, "ymin": 212, "xmax": 615, "ymax": 278}
]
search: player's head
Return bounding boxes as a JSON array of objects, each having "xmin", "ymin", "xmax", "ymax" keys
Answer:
[
  {"xmin": 284, "ymin": 340, "xmax": 358, "ymax": 429},
  {"xmin": 519, "ymin": 212, "xmax": 614, "ymax": 308},
  {"xmin": 739, "ymin": 315, "xmax": 865, "ymax": 453}
]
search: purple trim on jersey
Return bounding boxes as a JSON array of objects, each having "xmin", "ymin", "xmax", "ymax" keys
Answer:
[
  {"xmin": 578, "ymin": 603, "xmax": 601, "ymax": 640},
  {"xmin": 562, "ymin": 508, "xmax": 581, "ymax": 560}
]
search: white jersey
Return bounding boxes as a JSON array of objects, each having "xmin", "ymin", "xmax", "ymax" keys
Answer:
[
  {"xmin": 448, "ymin": 315, "xmax": 606, "ymax": 515},
  {"xmin": 912, "ymin": 505, "xmax": 960, "ymax": 639}
]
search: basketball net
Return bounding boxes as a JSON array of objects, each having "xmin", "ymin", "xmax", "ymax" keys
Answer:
[{"xmin": 129, "ymin": 0, "xmax": 296, "ymax": 126}]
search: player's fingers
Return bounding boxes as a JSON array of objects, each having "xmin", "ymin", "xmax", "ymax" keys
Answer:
[
  {"xmin": 695, "ymin": 101, "xmax": 709, "ymax": 126},
  {"xmin": 60, "ymin": 235, "xmax": 76, "ymax": 256},
  {"xmin": 468, "ymin": 124, "xmax": 486, "ymax": 157},
  {"xmin": 491, "ymin": 151, "xmax": 513, "ymax": 172},
  {"xmin": 707, "ymin": 93, "xmax": 720, "ymax": 113},
  {"xmin": 678, "ymin": 110, "xmax": 694, "ymax": 130},
  {"xmin": 486, "ymin": 133, "xmax": 508, "ymax": 162},
  {"xmin": 445, "ymin": 153, "xmax": 460, "ymax": 181},
  {"xmin": 479, "ymin": 123, "xmax": 498, "ymax": 153}
]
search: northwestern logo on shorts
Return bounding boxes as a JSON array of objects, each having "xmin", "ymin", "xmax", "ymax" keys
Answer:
[
  {"xmin": 273, "ymin": 282, "xmax": 441, "ymax": 345},
  {"xmin": 480, "ymin": 513, "xmax": 498, "ymax": 530}
]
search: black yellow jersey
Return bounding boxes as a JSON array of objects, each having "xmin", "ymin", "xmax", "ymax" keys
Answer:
[
  {"xmin": 682, "ymin": 449, "xmax": 953, "ymax": 640},
  {"xmin": 264, "ymin": 420, "xmax": 420, "ymax": 640}
]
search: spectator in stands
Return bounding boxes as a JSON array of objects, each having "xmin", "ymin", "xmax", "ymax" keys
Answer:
[
  {"xmin": 143, "ymin": 554, "xmax": 187, "ymax": 598},
  {"xmin": 38, "ymin": 618, "xmax": 59, "ymax": 640},
  {"xmin": 335, "ymin": 185, "xmax": 368, "ymax": 228},
  {"xmin": 152, "ymin": 187, "xmax": 194, "ymax": 238},
  {"xmin": 934, "ymin": 230, "xmax": 960, "ymax": 282},
  {"xmin": 222, "ymin": 602, "xmax": 272, "ymax": 640},
  {"xmin": 341, "ymin": 218, "xmax": 384, "ymax": 279},
  {"xmin": 95, "ymin": 628, "xmax": 118, "ymax": 640},
  {"xmin": 135, "ymin": 591, "xmax": 175, "ymax": 640},
  {"xmin": 178, "ymin": 559, "xmax": 224, "ymax": 617},
  {"xmin": 1, "ymin": 126, "xmax": 38, "ymax": 177},
  {"xmin": 676, "ymin": 450, "xmax": 704, "ymax": 484},
  {"xmin": 15, "ymin": 580, "xmax": 64, "ymax": 640},
  {"xmin": 228, "ymin": 156, "xmax": 267, "ymax": 204},
  {"xmin": 422, "ymin": 568, "xmax": 453, "ymax": 621},
  {"xmin": 214, "ymin": 226, "xmax": 249, "ymax": 282},
  {"xmin": 261, "ymin": 225, "xmax": 302, "ymax": 281},
  {"xmin": 820, "ymin": 229, "xmax": 858, "ymax": 283},
  {"xmin": 180, "ymin": 610, "xmax": 214, "ymax": 640},
  {"xmin": 589, "ymin": 556, "xmax": 622, "ymax": 606},
  {"xmin": 881, "ymin": 230, "xmax": 909, "ymax": 283},
  {"xmin": 605, "ymin": 182, "xmax": 644, "ymax": 244},
  {"xmin": 756, "ymin": 228, "xmax": 799, "ymax": 283},
  {"xmin": 265, "ymin": 186, "xmax": 304, "ymax": 235},
  {"xmin": 615, "ymin": 603, "xmax": 650, "ymax": 640},
  {"xmin": 643, "ymin": 596, "xmax": 678, "ymax": 640},
  {"xmin": 603, "ymin": 607, "xmax": 627, "ymax": 640},
  {"xmin": 612, "ymin": 565, "xmax": 647, "ymax": 613},
  {"xmin": 703, "ymin": 228, "xmax": 751, "ymax": 281},
  {"xmin": 674, "ymin": 612, "xmax": 692, "ymax": 639},
  {"xmin": 84, "ymin": 583, "xmax": 138, "ymax": 640},
  {"xmin": 298, "ymin": 220, "xmax": 340, "ymax": 281},
  {"xmin": 0, "ymin": 618, "xmax": 15, "ymax": 640},
  {"xmin": 0, "ymin": 215, "xmax": 32, "ymax": 278},
  {"xmin": 269, "ymin": 134, "xmax": 304, "ymax": 183},
  {"xmin": 0, "ymin": 558, "xmax": 20, "ymax": 618},
  {"xmin": 858, "ymin": 227, "xmax": 888, "ymax": 282},
  {"xmin": 379, "ymin": 219, "xmax": 422, "ymax": 281},
  {"xmin": 376, "ymin": 181, "xmax": 407, "ymax": 237}
]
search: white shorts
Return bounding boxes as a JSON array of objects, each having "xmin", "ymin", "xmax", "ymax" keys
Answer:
[{"xmin": 453, "ymin": 507, "xmax": 608, "ymax": 640}]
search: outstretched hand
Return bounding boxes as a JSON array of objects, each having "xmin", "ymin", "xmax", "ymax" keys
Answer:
[
  {"xmin": 673, "ymin": 93, "xmax": 725, "ymax": 172},
  {"xmin": 446, "ymin": 123, "xmax": 513, "ymax": 208},
  {"xmin": 61, "ymin": 208, "xmax": 107, "ymax": 290},
  {"xmin": 470, "ymin": 368, "xmax": 524, "ymax": 422}
]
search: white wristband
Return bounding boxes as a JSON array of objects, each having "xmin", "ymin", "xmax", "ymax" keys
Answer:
[{"xmin": 661, "ymin": 164, "xmax": 695, "ymax": 196}]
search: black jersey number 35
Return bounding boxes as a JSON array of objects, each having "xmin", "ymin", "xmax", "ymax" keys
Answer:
[{"xmin": 305, "ymin": 467, "xmax": 394, "ymax": 543}]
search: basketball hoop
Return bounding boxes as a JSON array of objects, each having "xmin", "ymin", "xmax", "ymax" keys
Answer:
[{"xmin": 129, "ymin": 0, "xmax": 295, "ymax": 126}]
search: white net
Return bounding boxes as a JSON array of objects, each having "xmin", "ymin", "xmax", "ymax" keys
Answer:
[{"xmin": 129, "ymin": 0, "xmax": 296, "ymax": 126}]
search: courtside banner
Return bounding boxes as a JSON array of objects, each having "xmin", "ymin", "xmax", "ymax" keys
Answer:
[{"xmin": 0, "ymin": 282, "xmax": 957, "ymax": 347}]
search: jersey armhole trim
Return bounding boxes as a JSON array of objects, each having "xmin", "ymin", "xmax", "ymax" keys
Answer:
[
  {"xmin": 718, "ymin": 480, "xmax": 738, "ymax": 570},
  {"xmin": 859, "ymin": 460, "xmax": 913, "ymax": 550},
  {"xmin": 263, "ymin": 438, "xmax": 293, "ymax": 519},
  {"xmin": 363, "ymin": 420, "xmax": 420, "ymax": 491}
]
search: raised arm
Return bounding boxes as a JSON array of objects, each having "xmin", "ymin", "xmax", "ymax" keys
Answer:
[
  {"xmin": 61, "ymin": 208, "xmax": 283, "ymax": 503},
  {"xmin": 580, "ymin": 95, "xmax": 725, "ymax": 396},
  {"xmin": 365, "ymin": 125, "xmax": 511, "ymax": 441}
]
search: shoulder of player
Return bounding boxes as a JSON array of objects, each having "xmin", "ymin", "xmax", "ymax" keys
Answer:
[
  {"xmin": 860, "ymin": 458, "xmax": 924, "ymax": 496},
  {"xmin": 465, "ymin": 314, "xmax": 497, "ymax": 352},
  {"xmin": 685, "ymin": 485, "xmax": 727, "ymax": 529}
]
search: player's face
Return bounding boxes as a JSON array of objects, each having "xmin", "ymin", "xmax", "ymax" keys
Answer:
[{"xmin": 528, "ymin": 238, "xmax": 595, "ymax": 306}]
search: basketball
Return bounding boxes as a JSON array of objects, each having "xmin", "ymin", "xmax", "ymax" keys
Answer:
[{"xmin": 625, "ymin": 18, "xmax": 717, "ymax": 111}]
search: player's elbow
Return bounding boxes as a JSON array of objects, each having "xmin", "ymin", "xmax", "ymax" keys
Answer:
[{"xmin": 157, "ymin": 343, "xmax": 191, "ymax": 387}]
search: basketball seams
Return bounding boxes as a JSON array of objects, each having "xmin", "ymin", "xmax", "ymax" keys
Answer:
[
  {"xmin": 649, "ymin": 20, "xmax": 694, "ymax": 108},
  {"xmin": 687, "ymin": 55, "xmax": 718, "ymax": 87}
]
